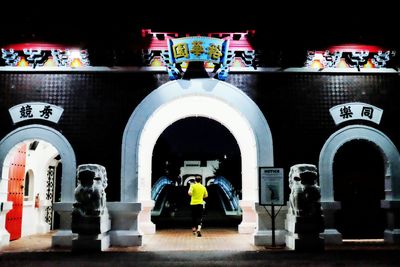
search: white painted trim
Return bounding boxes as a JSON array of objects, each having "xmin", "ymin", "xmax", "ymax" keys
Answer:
[
  {"xmin": 318, "ymin": 125, "xmax": 400, "ymax": 202},
  {"xmin": 0, "ymin": 125, "xmax": 76, "ymax": 202}
]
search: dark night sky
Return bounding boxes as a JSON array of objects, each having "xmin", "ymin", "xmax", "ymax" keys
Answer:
[{"xmin": 0, "ymin": 2, "xmax": 398, "ymax": 50}]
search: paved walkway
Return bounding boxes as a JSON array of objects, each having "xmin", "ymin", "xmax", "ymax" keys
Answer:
[
  {"xmin": 1, "ymin": 229, "xmax": 400, "ymax": 266},
  {"xmin": 1, "ymin": 228, "xmax": 276, "ymax": 252}
]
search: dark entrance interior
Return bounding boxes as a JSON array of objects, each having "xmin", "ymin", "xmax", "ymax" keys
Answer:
[
  {"xmin": 333, "ymin": 139, "xmax": 386, "ymax": 239},
  {"xmin": 151, "ymin": 117, "xmax": 242, "ymax": 229}
]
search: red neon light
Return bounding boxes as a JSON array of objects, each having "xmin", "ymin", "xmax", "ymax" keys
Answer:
[
  {"xmin": 2, "ymin": 43, "xmax": 79, "ymax": 50},
  {"xmin": 142, "ymin": 29, "xmax": 255, "ymax": 51},
  {"xmin": 327, "ymin": 44, "xmax": 388, "ymax": 53}
]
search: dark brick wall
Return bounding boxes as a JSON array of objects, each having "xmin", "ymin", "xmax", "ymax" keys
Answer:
[{"xmin": 1, "ymin": 71, "xmax": 399, "ymax": 201}]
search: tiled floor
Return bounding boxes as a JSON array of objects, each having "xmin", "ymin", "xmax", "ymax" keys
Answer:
[
  {"xmin": 2, "ymin": 229, "xmax": 398, "ymax": 253},
  {"xmin": 1, "ymin": 228, "xmax": 274, "ymax": 253},
  {"xmin": 130, "ymin": 228, "xmax": 271, "ymax": 252}
]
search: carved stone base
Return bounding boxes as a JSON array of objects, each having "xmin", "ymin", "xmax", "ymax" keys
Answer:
[
  {"xmin": 108, "ymin": 202, "xmax": 142, "ymax": 246},
  {"xmin": 321, "ymin": 229, "xmax": 342, "ymax": 245},
  {"xmin": 384, "ymin": 229, "xmax": 400, "ymax": 244},
  {"xmin": 72, "ymin": 233, "xmax": 110, "ymax": 252},
  {"xmin": 52, "ymin": 230, "xmax": 77, "ymax": 247},
  {"xmin": 71, "ymin": 213, "xmax": 111, "ymax": 235},
  {"xmin": 286, "ymin": 232, "xmax": 324, "ymax": 251},
  {"xmin": 285, "ymin": 214, "xmax": 324, "ymax": 251},
  {"xmin": 109, "ymin": 230, "xmax": 142, "ymax": 246},
  {"xmin": 52, "ymin": 202, "xmax": 74, "ymax": 247},
  {"xmin": 254, "ymin": 230, "xmax": 287, "ymax": 246}
]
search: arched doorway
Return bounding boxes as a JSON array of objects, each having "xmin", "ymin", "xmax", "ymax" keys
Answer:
[
  {"xmin": 151, "ymin": 117, "xmax": 242, "ymax": 229},
  {"xmin": 0, "ymin": 125, "xmax": 76, "ymax": 247},
  {"xmin": 117, "ymin": 78, "xmax": 274, "ymax": 246},
  {"xmin": 319, "ymin": 125, "xmax": 400, "ymax": 244},
  {"xmin": 333, "ymin": 139, "xmax": 385, "ymax": 238},
  {"xmin": 3, "ymin": 139, "xmax": 62, "ymax": 241}
]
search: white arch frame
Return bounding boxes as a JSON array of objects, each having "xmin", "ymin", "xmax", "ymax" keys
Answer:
[
  {"xmin": 319, "ymin": 124, "xmax": 400, "ymax": 202},
  {"xmin": 120, "ymin": 78, "xmax": 273, "ymax": 236},
  {"xmin": 121, "ymin": 78, "xmax": 274, "ymax": 204},
  {"xmin": 0, "ymin": 125, "xmax": 77, "ymax": 202}
]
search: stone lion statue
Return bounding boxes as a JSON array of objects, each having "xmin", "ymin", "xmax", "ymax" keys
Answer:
[
  {"xmin": 288, "ymin": 164, "xmax": 322, "ymax": 217},
  {"xmin": 72, "ymin": 164, "xmax": 108, "ymax": 217}
]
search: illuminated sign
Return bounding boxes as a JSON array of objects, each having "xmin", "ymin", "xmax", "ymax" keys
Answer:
[
  {"xmin": 166, "ymin": 36, "xmax": 229, "ymax": 80},
  {"xmin": 141, "ymin": 29, "xmax": 257, "ymax": 81},
  {"xmin": 1, "ymin": 43, "xmax": 90, "ymax": 68},
  {"xmin": 329, "ymin": 102, "xmax": 383, "ymax": 125},
  {"xmin": 305, "ymin": 44, "xmax": 396, "ymax": 70},
  {"xmin": 9, "ymin": 102, "xmax": 64, "ymax": 124}
]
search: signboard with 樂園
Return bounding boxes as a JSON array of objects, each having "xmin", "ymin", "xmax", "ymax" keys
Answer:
[
  {"xmin": 329, "ymin": 102, "xmax": 383, "ymax": 125},
  {"xmin": 9, "ymin": 102, "xmax": 64, "ymax": 124},
  {"xmin": 259, "ymin": 167, "xmax": 284, "ymax": 206}
]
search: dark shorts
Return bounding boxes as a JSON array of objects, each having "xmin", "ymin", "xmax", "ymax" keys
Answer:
[{"xmin": 190, "ymin": 204, "xmax": 204, "ymax": 228}]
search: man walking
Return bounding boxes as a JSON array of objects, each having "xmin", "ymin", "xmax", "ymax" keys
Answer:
[{"xmin": 188, "ymin": 176, "xmax": 208, "ymax": 237}]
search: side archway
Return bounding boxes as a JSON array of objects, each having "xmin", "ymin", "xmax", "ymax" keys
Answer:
[
  {"xmin": 319, "ymin": 125, "xmax": 400, "ymax": 201},
  {"xmin": 0, "ymin": 124, "xmax": 77, "ymax": 202},
  {"xmin": 121, "ymin": 78, "xmax": 274, "ymax": 239},
  {"xmin": 318, "ymin": 124, "xmax": 400, "ymax": 244}
]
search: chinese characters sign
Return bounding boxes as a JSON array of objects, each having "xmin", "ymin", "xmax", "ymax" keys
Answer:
[
  {"xmin": 9, "ymin": 102, "xmax": 64, "ymax": 124},
  {"xmin": 166, "ymin": 36, "xmax": 230, "ymax": 80},
  {"xmin": 259, "ymin": 167, "xmax": 284, "ymax": 206},
  {"xmin": 329, "ymin": 102, "xmax": 383, "ymax": 125},
  {"xmin": 168, "ymin": 37, "xmax": 228, "ymax": 64}
]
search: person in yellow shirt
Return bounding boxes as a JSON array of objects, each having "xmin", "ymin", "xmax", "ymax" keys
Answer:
[{"xmin": 188, "ymin": 176, "xmax": 208, "ymax": 237}]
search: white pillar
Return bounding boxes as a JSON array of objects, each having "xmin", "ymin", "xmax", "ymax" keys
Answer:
[
  {"xmin": 238, "ymin": 200, "xmax": 256, "ymax": 234},
  {"xmin": 138, "ymin": 200, "xmax": 156, "ymax": 234},
  {"xmin": 52, "ymin": 202, "xmax": 76, "ymax": 247},
  {"xmin": 254, "ymin": 203, "xmax": 287, "ymax": 246},
  {"xmin": 0, "ymin": 201, "xmax": 12, "ymax": 247},
  {"xmin": 108, "ymin": 202, "xmax": 142, "ymax": 246}
]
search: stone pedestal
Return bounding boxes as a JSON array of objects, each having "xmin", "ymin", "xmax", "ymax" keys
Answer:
[
  {"xmin": 381, "ymin": 200, "xmax": 400, "ymax": 244},
  {"xmin": 72, "ymin": 212, "xmax": 111, "ymax": 252},
  {"xmin": 108, "ymin": 202, "xmax": 142, "ymax": 246},
  {"xmin": 0, "ymin": 201, "xmax": 12, "ymax": 247},
  {"xmin": 254, "ymin": 203, "xmax": 288, "ymax": 246},
  {"xmin": 320, "ymin": 201, "xmax": 342, "ymax": 245},
  {"xmin": 238, "ymin": 200, "xmax": 257, "ymax": 234},
  {"xmin": 52, "ymin": 202, "xmax": 76, "ymax": 247},
  {"xmin": 138, "ymin": 200, "xmax": 156, "ymax": 234},
  {"xmin": 72, "ymin": 233, "xmax": 110, "ymax": 252},
  {"xmin": 285, "ymin": 214, "xmax": 324, "ymax": 251}
]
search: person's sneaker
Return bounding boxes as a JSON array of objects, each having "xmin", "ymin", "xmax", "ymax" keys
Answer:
[
  {"xmin": 197, "ymin": 231, "xmax": 202, "ymax": 237},
  {"xmin": 192, "ymin": 230, "xmax": 197, "ymax": 236}
]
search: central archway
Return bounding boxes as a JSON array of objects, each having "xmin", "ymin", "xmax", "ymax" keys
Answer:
[{"xmin": 119, "ymin": 78, "xmax": 274, "ymax": 245}]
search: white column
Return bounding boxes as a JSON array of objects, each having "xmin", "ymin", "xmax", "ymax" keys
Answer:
[
  {"xmin": 238, "ymin": 200, "xmax": 256, "ymax": 234},
  {"xmin": 108, "ymin": 202, "xmax": 142, "ymax": 246},
  {"xmin": 0, "ymin": 201, "xmax": 12, "ymax": 247}
]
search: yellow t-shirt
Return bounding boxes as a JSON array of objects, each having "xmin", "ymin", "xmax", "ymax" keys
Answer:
[{"xmin": 189, "ymin": 183, "xmax": 208, "ymax": 205}]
